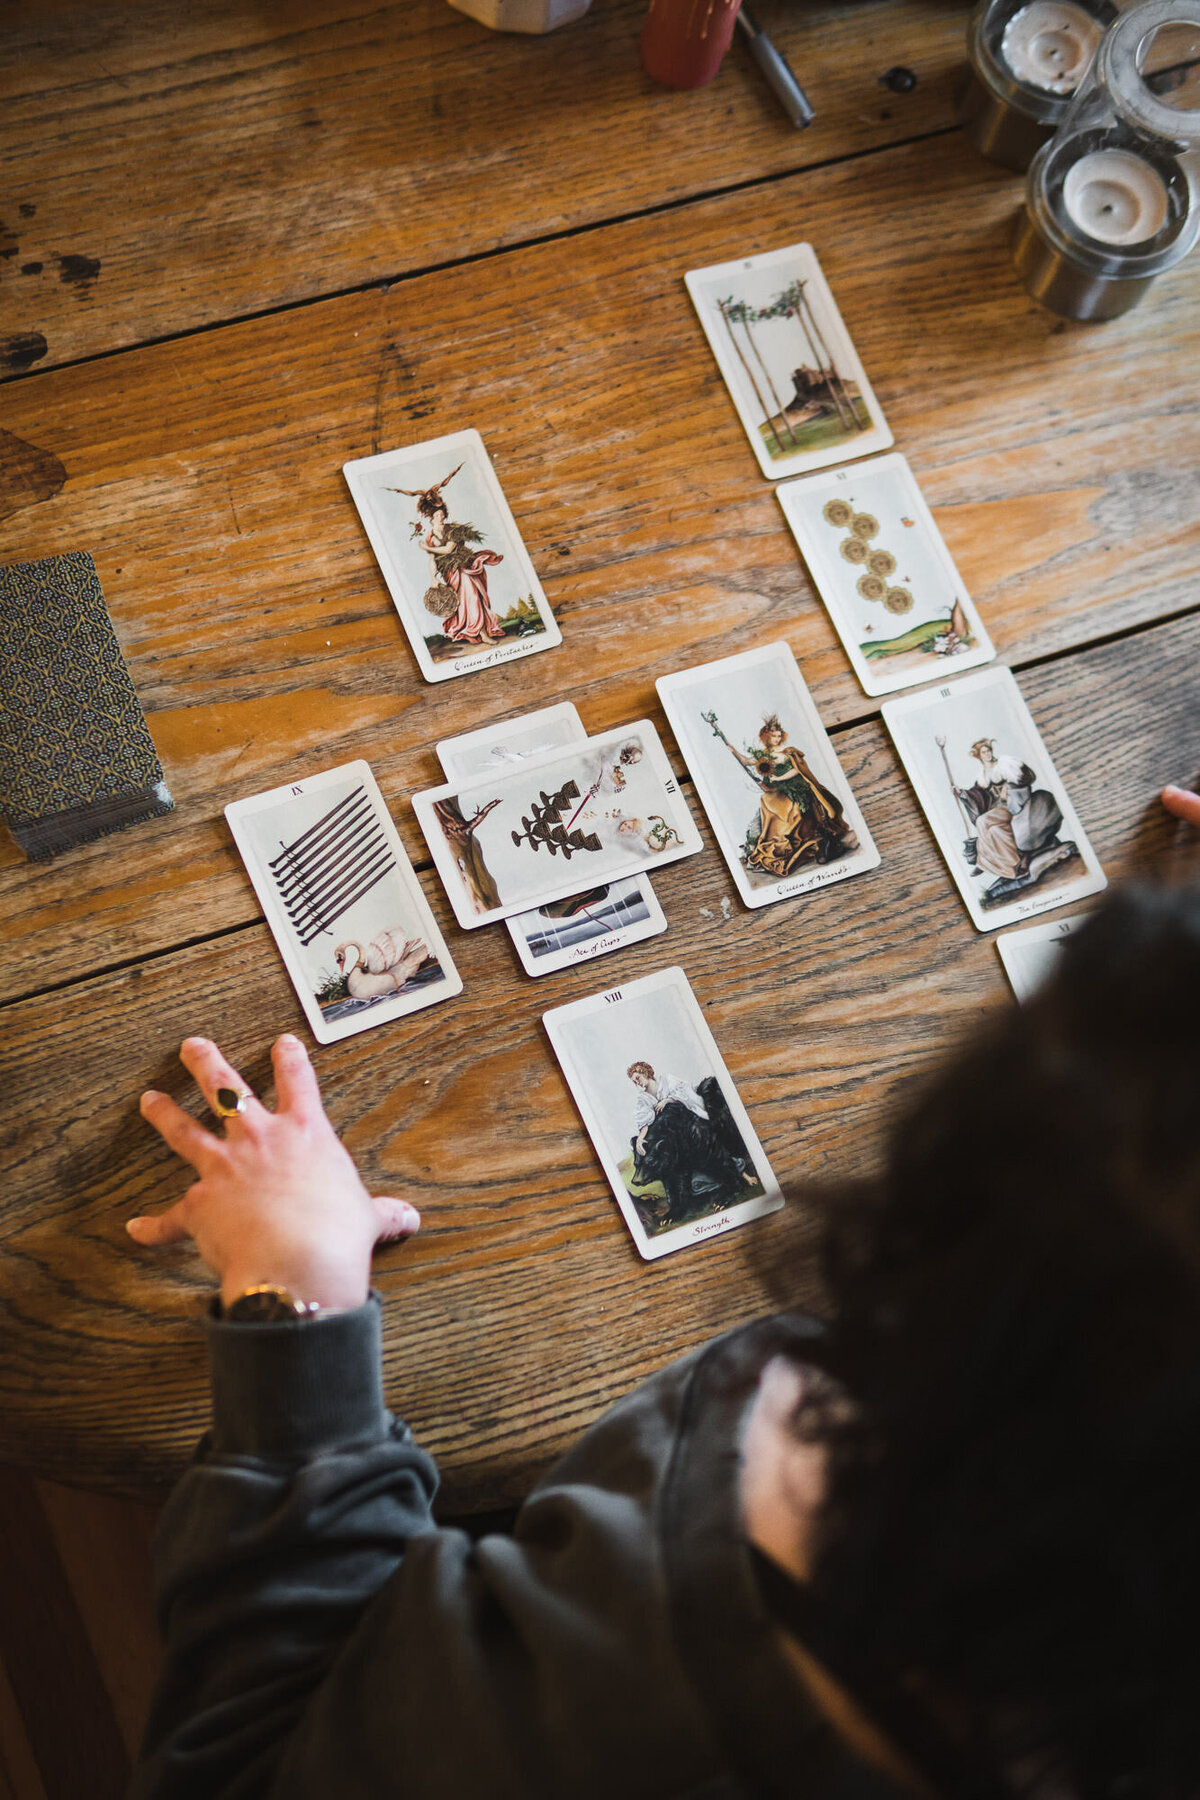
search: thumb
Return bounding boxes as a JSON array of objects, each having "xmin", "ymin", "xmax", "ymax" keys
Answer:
[
  {"xmin": 371, "ymin": 1196, "xmax": 421, "ymax": 1243},
  {"xmin": 126, "ymin": 1204, "xmax": 192, "ymax": 1248}
]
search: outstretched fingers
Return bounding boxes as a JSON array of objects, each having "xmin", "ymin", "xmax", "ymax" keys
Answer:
[
  {"xmin": 271, "ymin": 1033, "xmax": 324, "ymax": 1120},
  {"xmin": 140, "ymin": 1088, "xmax": 224, "ymax": 1171},
  {"xmin": 179, "ymin": 1036, "xmax": 269, "ymax": 1125}
]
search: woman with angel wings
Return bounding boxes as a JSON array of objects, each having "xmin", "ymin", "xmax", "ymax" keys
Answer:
[{"xmin": 389, "ymin": 463, "xmax": 506, "ymax": 646}]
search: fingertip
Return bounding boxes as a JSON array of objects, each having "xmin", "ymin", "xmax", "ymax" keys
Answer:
[
  {"xmin": 274, "ymin": 1033, "xmax": 306, "ymax": 1056},
  {"xmin": 125, "ymin": 1217, "xmax": 147, "ymax": 1239},
  {"xmin": 140, "ymin": 1089, "xmax": 160, "ymax": 1112}
]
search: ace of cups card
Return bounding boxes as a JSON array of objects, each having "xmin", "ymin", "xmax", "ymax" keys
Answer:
[
  {"xmin": 225, "ymin": 761, "xmax": 462, "ymax": 1043},
  {"xmin": 343, "ymin": 429, "xmax": 561, "ymax": 684},
  {"xmin": 777, "ymin": 453, "xmax": 996, "ymax": 698},
  {"xmin": 882, "ymin": 667, "xmax": 1107, "ymax": 932},
  {"xmin": 543, "ymin": 967, "xmax": 783, "ymax": 1260},
  {"xmin": 657, "ymin": 641, "xmax": 880, "ymax": 910},
  {"xmin": 684, "ymin": 243, "xmax": 892, "ymax": 481}
]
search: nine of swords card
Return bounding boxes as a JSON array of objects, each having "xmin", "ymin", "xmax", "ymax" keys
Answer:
[
  {"xmin": 343, "ymin": 429, "xmax": 561, "ymax": 684},
  {"xmin": 225, "ymin": 761, "xmax": 462, "ymax": 1043},
  {"xmin": 882, "ymin": 667, "xmax": 1107, "ymax": 932},
  {"xmin": 437, "ymin": 706, "xmax": 667, "ymax": 975},
  {"xmin": 657, "ymin": 641, "xmax": 880, "ymax": 910},
  {"xmin": 684, "ymin": 243, "xmax": 892, "ymax": 482},
  {"xmin": 776, "ymin": 453, "xmax": 996, "ymax": 698},
  {"xmin": 413, "ymin": 721, "xmax": 700, "ymax": 930},
  {"xmin": 996, "ymin": 912, "xmax": 1088, "ymax": 1002},
  {"xmin": 543, "ymin": 966, "xmax": 783, "ymax": 1260}
]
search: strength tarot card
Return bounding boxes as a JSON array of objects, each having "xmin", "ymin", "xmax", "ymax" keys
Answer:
[
  {"xmin": 543, "ymin": 967, "xmax": 783, "ymax": 1260},
  {"xmin": 413, "ymin": 722, "xmax": 700, "ymax": 930},
  {"xmin": 776, "ymin": 454, "xmax": 995, "ymax": 697},
  {"xmin": 684, "ymin": 243, "xmax": 892, "ymax": 481},
  {"xmin": 343, "ymin": 429, "xmax": 561, "ymax": 684},
  {"xmin": 657, "ymin": 641, "xmax": 880, "ymax": 910},
  {"xmin": 997, "ymin": 913, "xmax": 1087, "ymax": 1002},
  {"xmin": 882, "ymin": 667, "xmax": 1107, "ymax": 933},
  {"xmin": 225, "ymin": 762, "xmax": 462, "ymax": 1043},
  {"xmin": 437, "ymin": 707, "xmax": 667, "ymax": 975}
]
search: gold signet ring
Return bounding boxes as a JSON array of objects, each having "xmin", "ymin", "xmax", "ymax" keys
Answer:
[{"xmin": 214, "ymin": 1086, "xmax": 252, "ymax": 1119}]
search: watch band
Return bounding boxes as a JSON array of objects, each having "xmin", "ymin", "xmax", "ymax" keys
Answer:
[{"xmin": 223, "ymin": 1284, "xmax": 322, "ymax": 1324}]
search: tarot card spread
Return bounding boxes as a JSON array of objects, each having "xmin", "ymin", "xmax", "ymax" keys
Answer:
[
  {"xmin": 996, "ymin": 913, "xmax": 1087, "ymax": 1003},
  {"xmin": 657, "ymin": 642, "xmax": 880, "ymax": 910},
  {"xmin": 685, "ymin": 243, "xmax": 892, "ymax": 481},
  {"xmin": 543, "ymin": 967, "xmax": 782, "ymax": 1261},
  {"xmin": 436, "ymin": 707, "xmax": 666, "ymax": 975},
  {"xmin": 882, "ymin": 667, "xmax": 1107, "ymax": 933},
  {"xmin": 777, "ymin": 454, "xmax": 995, "ymax": 698},
  {"xmin": 343, "ymin": 429, "xmax": 561, "ymax": 684},
  {"xmin": 415, "ymin": 722, "xmax": 699, "ymax": 930},
  {"xmin": 225, "ymin": 762, "xmax": 461, "ymax": 1044}
]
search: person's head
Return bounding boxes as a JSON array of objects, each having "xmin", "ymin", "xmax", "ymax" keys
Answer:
[
  {"xmin": 802, "ymin": 883, "xmax": 1200, "ymax": 1796},
  {"xmin": 760, "ymin": 714, "xmax": 785, "ymax": 751},
  {"xmin": 627, "ymin": 1061, "xmax": 655, "ymax": 1091},
  {"xmin": 417, "ymin": 490, "xmax": 447, "ymax": 523},
  {"xmin": 970, "ymin": 737, "xmax": 997, "ymax": 767}
]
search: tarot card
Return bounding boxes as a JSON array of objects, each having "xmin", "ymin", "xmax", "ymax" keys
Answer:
[
  {"xmin": 996, "ymin": 913, "xmax": 1087, "ymax": 1002},
  {"xmin": 343, "ymin": 429, "xmax": 561, "ymax": 684},
  {"xmin": 225, "ymin": 761, "xmax": 462, "ymax": 1044},
  {"xmin": 776, "ymin": 453, "xmax": 995, "ymax": 697},
  {"xmin": 882, "ymin": 667, "xmax": 1107, "ymax": 932},
  {"xmin": 413, "ymin": 722, "xmax": 700, "ymax": 930},
  {"xmin": 684, "ymin": 243, "xmax": 892, "ymax": 481},
  {"xmin": 437, "ymin": 708, "xmax": 668, "ymax": 975},
  {"xmin": 656, "ymin": 641, "xmax": 880, "ymax": 910},
  {"xmin": 543, "ymin": 967, "xmax": 783, "ymax": 1260}
]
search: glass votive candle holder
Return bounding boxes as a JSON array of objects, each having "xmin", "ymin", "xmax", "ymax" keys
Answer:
[{"xmin": 961, "ymin": 0, "xmax": 1117, "ymax": 170}]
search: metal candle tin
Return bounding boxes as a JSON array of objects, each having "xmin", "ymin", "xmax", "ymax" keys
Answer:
[{"xmin": 961, "ymin": 0, "xmax": 1117, "ymax": 170}]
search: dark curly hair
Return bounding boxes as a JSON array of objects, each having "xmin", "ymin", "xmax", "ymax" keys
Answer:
[{"xmin": 805, "ymin": 883, "xmax": 1200, "ymax": 1797}]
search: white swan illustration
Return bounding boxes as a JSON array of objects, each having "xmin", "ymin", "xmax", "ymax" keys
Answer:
[{"xmin": 334, "ymin": 929, "xmax": 429, "ymax": 998}]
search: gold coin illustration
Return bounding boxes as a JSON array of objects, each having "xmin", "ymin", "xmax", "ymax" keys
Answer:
[
  {"xmin": 856, "ymin": 573, "xmax": 887, "ymax": 601},
  {"xmin": 884, "ymin": 586, "xmax": 914, "ymax": 614},
  {"xmin": 840, "ymin": 536, "xmax": 869, "ymax": 564},
  {"xmin": 867, "ymin": 548, "xmax": 897, "ymax": 577},
  {"xmin": 850, "ymin": 512, "xmax": 879, "ymax": 541},
  {"xmin": 823, "ymin": 499, "xmax": 853, "ymax": 527}
]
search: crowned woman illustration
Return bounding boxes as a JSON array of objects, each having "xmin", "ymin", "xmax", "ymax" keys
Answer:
[
  {"xmin": 388, "ymin": 463, "xmax": 506, "ymax": 647},
  {"xmin": 705, "ymin": 710, "xmax": 858, "ymax": 877}
]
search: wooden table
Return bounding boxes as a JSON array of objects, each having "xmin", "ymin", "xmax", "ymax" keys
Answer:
[{"xmin": 2, "ymin": 0, "xmax": 1198, "ymax": 1508}]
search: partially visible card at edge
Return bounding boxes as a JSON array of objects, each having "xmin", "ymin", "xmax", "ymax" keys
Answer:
[{"xmin": 996, "ymin": 912, "xmax": 1088, "ymax": 1002}]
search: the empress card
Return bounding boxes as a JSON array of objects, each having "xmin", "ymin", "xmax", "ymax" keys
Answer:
[
  {"xmin": 776, "ymin": 453, "xmax": 995, "ymax": 697},
  {"xmin": 413, "ymin": 721, "xmax": 701, "ymax": 930},
  {"xmin": 684, "ymin": 243, "xmax": 892, "ymax": 481},
  {"xmin": 343, "ymin": 429, "xmax": 561, "ymax": 684},
  {"xmin": 225, "ymin": 761, "xmax": 462, "ymax": 1044},
  {"xmin": 436, "ymin": 706, "xmax": 667, "ymax": 975},
  {"xmin": 657, "ymin": 641, "xmax": 880, "ymax": 910},
  {"xmin": 996, "ymin": 912, "xmax": 1087, "ymax": 1002},
  {"xmin": 543, "ymin": 967, "xmax": 783, "ymax": 1261},
  {"xmin": 882, "ymin": 667, "xmax": 1107, "ymax": 932}
]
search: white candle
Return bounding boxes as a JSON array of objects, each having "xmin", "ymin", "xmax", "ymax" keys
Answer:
[
  {"xmin": 1001, "ymin": 0, "xmax": 1103, "ymax": 93},
  {"xmin": 1062, "ymin": 148, "xmax": 1170, "ymax": 244}
]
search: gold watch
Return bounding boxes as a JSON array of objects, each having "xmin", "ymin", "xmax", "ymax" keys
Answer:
[{"xmin": 223, "ymin": 1284, "xmax": 322, "ymax": 1323}]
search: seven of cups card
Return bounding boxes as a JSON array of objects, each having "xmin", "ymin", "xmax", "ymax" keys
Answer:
[
  {"xmin": 684, "ymin": 243, "xmax": 893, "ymax": 481},
  {"xmin": 225, "ymin": 761, "xmax": 462, "ymax": 1044},
  {"xmin": 996, "ymin": 912, "xmax": 1087, "ymax": 1002},
  {"xmin": 543, "ymin": 967, "xmax": 783, "ymax": 1260},
  {"xmin": 437, "ymin": 705, "xmax": 667, "ymax": 976},
  {"xmin": 343, "ymin": 428, "xmax": 562, "ymax": 684},
  {"xmin": 657, "ymin": 641, "xmax": 880, "ymax": 910},
  {"xmin": 413, "ymin": 721, "xmax": 701, "ymax": 930},
  {"xmin": 882, "ymin": 667, "xmax": 1107, "ymax": 932},
  {"xmin": 776, "ymin": 453, "xmax": 995, "ymax": 698}
]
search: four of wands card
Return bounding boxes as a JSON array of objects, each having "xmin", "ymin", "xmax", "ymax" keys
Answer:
[
  {"xmin": 343, "ymin": 429, "xmax": 561, "ymax": 684},
  {"xmin": 685, "ymin": 242, "xmax": 892, "ymax": 482},
  {"xmin": 437, "ymin": 704, "xmax": 667, "ymax": 976},
  {"xmin": 225, "ymin": 762, "xmax": 461, "ymax": 1044},
  {"xmin": 882, "ymin": 667, "xmax": 1107, "ymax": 932},
  {"xmin": 657, "ymin": 641, "xmax": 880, "ymax": 910},
  {"xmin": 543, "ymin": 967, "xmax": 783, "ymax": 1260},
  {"xmin": 413, "ymin": 721, "xmax": 701, "ymax": 930},
  {"xmin": 777, "ymin": 453, "xmax": 995, "ymax": 698}
]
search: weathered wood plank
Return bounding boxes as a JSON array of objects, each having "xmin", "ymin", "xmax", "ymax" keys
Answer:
[
  {"xmin": 2, "ymin": 136, "xmax": 1198, "ymax": 1002},
  {"xmin": 2, "ymin": 615, "xmax": 1196, "ymax": 1500},
  {"xmin": 0, "ymin": 0, "xmax": 966, "ymax": 376}
]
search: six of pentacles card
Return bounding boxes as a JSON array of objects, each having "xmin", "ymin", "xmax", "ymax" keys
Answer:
[
  {"xmin": 225, "ymin": 762, "xmax": 462, "ymax": 1043},
  {"xmin": 657, "ymin": 641, "xmax": 880, "ymax": 910},
  {"xmin": 343, "ymin": 428, "xmax": 561, "ymax": 684},
  {"xmin": 543, "ymin": 967, "xmax": 783, "ymax": 1260},
  {"xmin": 996, "ymin": 913, "xmax": 1088, "ymax": 1002},
  {"xmin": 436, "ymin": 704, "xmax": 667, "ymax": 976},
  {"xmin": 882, "ymin": 667, "xmax": 1107, "ymax": 933},
  {"xmin": 684, "ymin": 243, "xmax": 892, "ymax": 482},
  {"xmin": 776, "ymin": 453, "xmax": 996, "ymax": 698},
  {"xmin": 413, "ymin": 721, "xmax": 701, "ymax": 930}
]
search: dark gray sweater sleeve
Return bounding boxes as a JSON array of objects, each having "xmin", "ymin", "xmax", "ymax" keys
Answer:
[{"xmin": 129, "ymin": 1296, "xmax": 439, "ymax": 1800}]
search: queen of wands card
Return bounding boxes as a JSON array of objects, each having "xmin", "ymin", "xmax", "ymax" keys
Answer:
[{"xmin": 343, "ymin": 429, "xmax": 561, "ymax": 684}]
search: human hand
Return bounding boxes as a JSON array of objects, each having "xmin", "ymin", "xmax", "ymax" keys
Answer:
[
  {"xmin": 1162, "ymin": 784, "xmax": 1200, "ymax": 827},
  {"xmin": 129, "ymin": 1035, "xmax": 419, "ymax": 1312}
]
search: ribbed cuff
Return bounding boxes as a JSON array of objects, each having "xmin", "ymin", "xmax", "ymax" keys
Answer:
[{"xmin": 207, "ymin": 1292, "xmax": 389, "ymax": 1460}]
